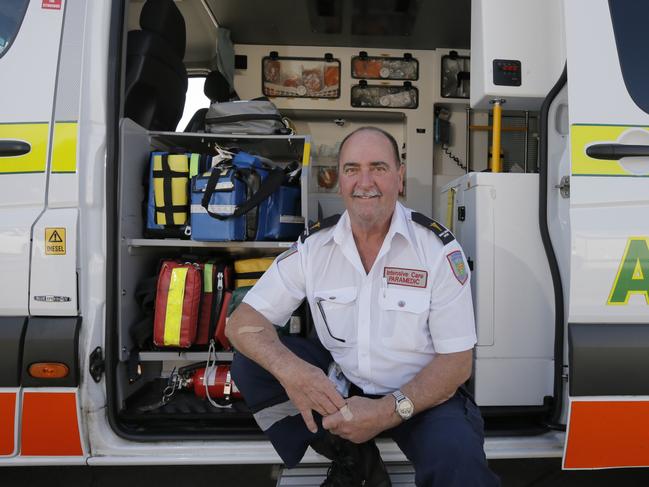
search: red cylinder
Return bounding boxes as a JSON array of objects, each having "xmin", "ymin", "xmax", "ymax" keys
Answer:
[{"xmin": 190, "ymin": 366, "xmax": 242, "ymax": 400}]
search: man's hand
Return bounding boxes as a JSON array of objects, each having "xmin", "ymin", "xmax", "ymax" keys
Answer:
[
  {"xmin": 322, "ymin": 396, "xmax": 396, "ymax": 444},
  {"xmin": 278, "ymin": 361, "xmax": 347, "ymax": 434}
]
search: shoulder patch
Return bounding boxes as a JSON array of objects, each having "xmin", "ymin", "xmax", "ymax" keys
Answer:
[
  {"xmin": 300, "ymin": 214, "xmax": 341, "ymax": 243},
  {"xmin": 411, "ymin": 212, "xmax": 455, "ymax": 245}
]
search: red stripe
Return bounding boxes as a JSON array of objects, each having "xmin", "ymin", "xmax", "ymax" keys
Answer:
[
  {"xmin": 21, "ymin": 391, "xmax": 82, "ymax": 456},
  {"xmin": 0, "ymin": 392, "xmax": 16, "ymax": 455},
  {"xmin": 565, "ymin": 400, "xmax": 649, "ymax": 468}
]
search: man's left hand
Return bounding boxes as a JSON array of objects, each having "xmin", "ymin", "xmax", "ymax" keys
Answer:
[{"xmin": 321, "ymin": 396, "xmax": 395, "ymax": 444}]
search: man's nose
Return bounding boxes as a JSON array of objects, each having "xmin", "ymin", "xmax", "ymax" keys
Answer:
[{"xmin": 357, "ymin": 167, "xmax": 374, "ymax": 187}]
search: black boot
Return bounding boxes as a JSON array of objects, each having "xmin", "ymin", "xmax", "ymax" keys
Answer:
[{"xmin": 311, "ymin": 432, "xmax": 391, "ymax": 487}]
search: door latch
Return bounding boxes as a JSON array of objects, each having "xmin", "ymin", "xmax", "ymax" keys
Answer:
[
  {"xmin": 555, "ymin": 176, "xmax": 570, "ymax": 198},
  {"xmin": 89, "ymin": 346, "xmax": 105, "ymax": 383}
]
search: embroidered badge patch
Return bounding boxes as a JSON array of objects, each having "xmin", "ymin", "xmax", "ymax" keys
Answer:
[
  {"xmin": 383, "ymin": 267, "xmax": 428, "ymax": 288},
  {"xmin": 447, "ymin": 251, "xmax": 468, "ymax": 285}
]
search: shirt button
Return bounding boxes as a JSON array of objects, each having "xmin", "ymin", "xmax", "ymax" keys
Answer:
[{"xmin": 398, "ymin": 300, "xmax": 406, "ymax": 307}]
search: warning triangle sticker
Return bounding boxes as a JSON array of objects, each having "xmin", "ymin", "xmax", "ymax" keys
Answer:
[{"xmin": 48, "ymin": 230, "xmax": 63, "ymax": 243}]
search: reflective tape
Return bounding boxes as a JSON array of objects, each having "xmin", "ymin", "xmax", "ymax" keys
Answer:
[
  {"xmin": 204, "ymin": 263, "xmax": 213, "ymax": 293},
  {"xmin": 253, "ymin": 400, "xmax": 300, "ymax": 431},
  {"xmin": 0, "ymin": 122, "xmax": 49, "ymax": 174},
  {"xmin": 0, "ymin": 392, "xmax": 17, "ymax": 456},
  {"xmin": 163, "ymin": 267, "xmax": 188, "ymax": 347},
  {"xmin": 21, "ymin": 390, "xmax": 83, "ymax": 456},
  {"xmin": 302, "ymin": 141, "xmax": 311, "ymax": 167},
  {"xmin": 564, "ymin": 397, "xmax": 649, "ymax": 469},
  {"xmin": 571, "ymin": 124, "xmax": 649, "ymax": 177},
  {"xmin": 51, "ymin": 121, "xmax": 78, "ymax": 173}
]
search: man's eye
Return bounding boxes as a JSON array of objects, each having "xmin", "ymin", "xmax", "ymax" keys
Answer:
[{"xmin": 344, "ymin": 167, "xmax": 358, "ymax": 175}]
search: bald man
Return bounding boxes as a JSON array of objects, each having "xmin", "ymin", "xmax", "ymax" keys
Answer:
[{"xmin": 227, "ymin": 127, "xmax": 500, "ymax": 487}]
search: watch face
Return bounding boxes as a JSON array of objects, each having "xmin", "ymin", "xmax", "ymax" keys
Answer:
[{"xmin": 398, "ymin": 399, "xmax": 414, "ymax": 418}]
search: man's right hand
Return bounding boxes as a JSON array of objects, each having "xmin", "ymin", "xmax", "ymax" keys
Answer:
[{"xmin": 277, "ymin": 361, "xmax": 347, "ymax": 434}]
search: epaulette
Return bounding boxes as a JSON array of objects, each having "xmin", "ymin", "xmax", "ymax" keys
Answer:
[
  {"xmin": 411, "ymin": 212, "xmax": 455, "ymax": 245},
  {"xmin": 300, "ymin": 214, "xmax": 341, "ymax": 243}
]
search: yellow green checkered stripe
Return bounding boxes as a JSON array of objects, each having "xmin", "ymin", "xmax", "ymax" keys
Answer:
[
  {"xmin": 51, "ymin": 121, "xmax": 78, "ymax": 173},
  {"xmin": 571, "ymin": 123, "xmax": 649, "ymax": 177},
  {"xmin": 0, "ymin": 121, "xmax": 77, "ymax": 174},
  {"xmin": 0, "ymin": 122, "xmax": 49, "ymax": 174}
]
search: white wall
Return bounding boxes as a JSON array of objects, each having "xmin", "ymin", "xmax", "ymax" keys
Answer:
[
  {"xmin": 232, "ymin": 44, "xmax": 490, "ymax": 218},
  {"xmin": 232, "ymin": 44, "xmax": 440, "ymax": 215}
]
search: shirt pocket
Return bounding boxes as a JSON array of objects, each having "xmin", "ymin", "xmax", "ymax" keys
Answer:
[
  {"xmin": 313, "ymin": 287, "xmax": 357, "ymax": 350},
  {"xmin": 379, "ymin": 287, "xmax": 430, "ymax": 352}
]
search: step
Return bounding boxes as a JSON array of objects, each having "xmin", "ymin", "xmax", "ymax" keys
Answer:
[{"xmin": 277, "ymin": 463, "xmax": 415, "ymax": 486}]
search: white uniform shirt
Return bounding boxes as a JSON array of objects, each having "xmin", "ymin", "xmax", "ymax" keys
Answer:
[{"xmin": 243, "ymin": 202, "xmax": 477, "ymax": 395}]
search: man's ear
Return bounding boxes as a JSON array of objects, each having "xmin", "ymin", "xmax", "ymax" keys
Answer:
[{"xmin": 398, "ymin": 163, "xmax": 405, "ymax": 193}]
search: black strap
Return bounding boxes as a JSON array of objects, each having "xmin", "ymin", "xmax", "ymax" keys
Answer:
[
  {"xmin": 155, "ymin": 204, "xmax": 188, "ymax": 212},
  {"xmin": 161, "ymin": 154, "xmax": 175, "ymax": 225},
  {"xmin": 201, "ymin": 164, "xmax": 286, "ymax": 221},
  {"xmin": 207, "ymin": 265, "xmax": 225, "ymax": 343},
  {"xmin": 239, "ymin": 168, "xmax": 261, "ymax": 240},
  {"xmin": 204, "ymin": 113, "xmax": 283, "ymax": 124},
  {"xmin": 152, "ymin": 169, "xmax": 187, "ymax": 178},
  {"xmin": 235, "ymin": 271, "xmax": 264, "ymax": 280}
]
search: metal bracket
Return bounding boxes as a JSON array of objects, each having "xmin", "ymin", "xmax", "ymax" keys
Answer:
[
  {"xmin": 89, "ymin": 346, "xmax": 105, "ymax": 383},
  {"xmin": 555, "ymin": 175, "xmax": 570, "ymax": 198}
]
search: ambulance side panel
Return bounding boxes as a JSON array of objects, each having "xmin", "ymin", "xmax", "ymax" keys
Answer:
[
  {"xmin": 563, "ymin": 0, "xmax": 649, "ymax": 469},
  {"xmin": 0, "ymin": 0, "xmax": 63, "ymax": 316}
]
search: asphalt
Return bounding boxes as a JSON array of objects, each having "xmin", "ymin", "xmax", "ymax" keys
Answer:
[{"xmin": 3, "ymin": 460, "xmax": 649, "ymax": 487}]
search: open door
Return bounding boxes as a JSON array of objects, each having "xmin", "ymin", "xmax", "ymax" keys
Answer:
[{"xmin": 563, "ymin": 0, "xmax": 649, "ymax": 469}]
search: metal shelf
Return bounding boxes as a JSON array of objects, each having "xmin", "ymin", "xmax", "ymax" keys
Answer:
[
  {"xmin": 138, "ymin": 351, "xmax": 234, "ymax": 362},
  {"xmin": 128, "ymin": 238, "xmax": 294, "ymax": 250}
]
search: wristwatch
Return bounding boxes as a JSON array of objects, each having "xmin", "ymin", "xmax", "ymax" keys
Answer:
[{"xmin": 391, "ymin": 390, "xmax": 414, "ymax": 420}]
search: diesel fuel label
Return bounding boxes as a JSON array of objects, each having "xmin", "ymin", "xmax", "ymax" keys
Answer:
[{"xmin": 45, "ymin": 227, "xmax": 66, "ymax": 255}]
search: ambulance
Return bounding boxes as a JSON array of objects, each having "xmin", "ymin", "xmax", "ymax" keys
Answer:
[{"xmin": 1, "ymin": 0, "xmax": 648, "ymax": 481}]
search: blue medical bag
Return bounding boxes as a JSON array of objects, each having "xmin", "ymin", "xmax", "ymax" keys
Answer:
[{"xmin": 190, "ymin": 151, "xmax": 303, "ymax": 241}]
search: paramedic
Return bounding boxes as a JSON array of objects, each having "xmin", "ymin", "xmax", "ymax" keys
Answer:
[{"xmin": 227, "ymin": 127, "xmax": 500, "ymax": 487}]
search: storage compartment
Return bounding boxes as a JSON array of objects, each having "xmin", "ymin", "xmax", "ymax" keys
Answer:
[
  {"xmin": 442, "ymin": 173, "xmax": 555, "ymax": 409},
  {"xmin": 114, "ymin": 119, "xmax": 312, "ymax": 434}
]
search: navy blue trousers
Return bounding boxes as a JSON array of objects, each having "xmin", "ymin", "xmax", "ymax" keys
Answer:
[{"xmin": 231, "ymin": 336, "xmax": 500, "ymax": 487}]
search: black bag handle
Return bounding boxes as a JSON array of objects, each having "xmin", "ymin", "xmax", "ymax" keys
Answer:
[{"xmin": 200, "ymin": 163, "xmax": 287, "ymax": 221}]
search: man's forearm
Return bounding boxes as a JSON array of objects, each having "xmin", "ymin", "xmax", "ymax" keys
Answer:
[
  {"xmin": 225, "ymin": 303, "xmax": 303, "ymax": 381},
  {"xmin": 403, "ymin": 349, "xmax": 472, "ymax": 412},
  {"xmin": 376, "ymin": 349, "xmax": 474, "ymax": 430}
]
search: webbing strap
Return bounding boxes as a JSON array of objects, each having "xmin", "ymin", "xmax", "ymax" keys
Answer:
[
  {"xmin": 161, "ymin": 154, "xmax": 175, "ymax": 226},
  {"xmin": 234, "ymin": 271, "xmax": 265, "ymax": 280},
  {"xmin": 163, "ymin": 267, "xmax": 188, "ymax": 346},
  {"xmin": 200, "ymin": 165, "xmax": 286, "ymax": 221},
  {"xmin": 154, "ymin": 154, "xmax": 188, "ymax": 225},
  {"xmin": 204, "ymin": 113, "xmax": 283, "ymax": 124}
]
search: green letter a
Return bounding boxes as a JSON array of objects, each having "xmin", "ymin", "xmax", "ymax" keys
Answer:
[{"xmin": 608, "ymin": 238, "xmax": 649, "ymax": 305}]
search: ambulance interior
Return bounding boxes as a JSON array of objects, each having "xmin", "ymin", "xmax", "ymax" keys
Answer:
[{"xmin": 111, "ymin": 0, "xmax": 569, "ymax": 439}]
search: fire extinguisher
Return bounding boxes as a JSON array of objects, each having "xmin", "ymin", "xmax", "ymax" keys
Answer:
[{"xmin": 187, "ymin": 365, "xmax": 242, "ymax": 402}]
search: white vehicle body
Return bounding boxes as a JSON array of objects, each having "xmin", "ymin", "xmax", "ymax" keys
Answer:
[{"xmin": 0, "ymin": 0, "xmax": 647, "ymax": 473}]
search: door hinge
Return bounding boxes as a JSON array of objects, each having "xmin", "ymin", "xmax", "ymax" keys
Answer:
[
  {"xmin": 555, "ymin": 175, "xmax": 570, "ymax": 198},
  {"xmin": 89, "ymin": 346, "xmax": 105, "ymax": 383}
]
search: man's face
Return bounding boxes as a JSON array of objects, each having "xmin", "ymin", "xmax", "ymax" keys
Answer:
[{"xmin": 338, "ymin": 131, "xmax": 404, "ymax": 229}]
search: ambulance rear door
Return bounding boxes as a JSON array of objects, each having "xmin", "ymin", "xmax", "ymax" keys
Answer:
[
  {"xmin": 563, "ymin": 0, "xmax": 649, "ymax": 469},
  {"xmin": 0, "ymin": 0, "xmax": 86, "ymax": 464}
]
